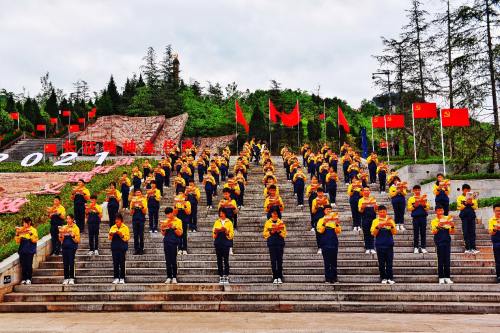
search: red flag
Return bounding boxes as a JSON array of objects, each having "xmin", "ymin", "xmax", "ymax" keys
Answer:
[
  {"xmin": 63, "ymin": 110, "xmax": 71, "ymax": 116},
  {"xmin": 269, "ymin": 100, "xmax": 281, "ymax": 123},
  {"xmin": 9, "ymin": 113, "xmax": 19, "ymax": 120},
  {"xmin": 78, "ymin": 118, "xmax": 85, "ymax": 124},
  {"xmin": 89, "ymin": 108, "xmax": 97, "ymax": 118},
  {"xmin": 413, "ymin": 103, "xmax": 437, "ymax": 119},
  {"xmin": 45, "ymin": 144, "xmax": 57, "ymax": 155},
  {"xmin": 372, "ymin": 117, "xmax": 385, "ymax": 128},
  {"xmin": 338, "ymin": 107, "xmax": 349, "ymax": 133},
  {"xmin": 235, "ymin": 101, "xmax": 249, "ymax": 133},
  {"xmin": 441, "ymin": 109, "xmax": 469, "ymax": 127},
  {"xmin": 319, "ymin": 111, "xmax": 325, "ymax": 120},
  {"xmin": 280, "ymin": 102, "xmax": 301, "ymax": 127},
  {"xmin": 69, "ymin": 125, "xmax": 80, "ymax": 133},
  {"xmin": 385, "ymin": 115, "xmax": 405, "ymax": 128},
  {"xmin": 36, "ymin": 125, "xmax": 46, "ymax": 131},
  {"xmin": 50, "ymin": 118, "xmax": 57, "ymax": 124}
]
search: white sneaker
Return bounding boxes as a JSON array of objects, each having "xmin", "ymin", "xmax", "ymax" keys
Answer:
[
  {"xmin": 219, "ymin": 277, "xmax": 224, "ymax": 284},
  {"xmin": 224, "ymin": 277, "xmax": 229, "ymax": 284},
  {"xmin": 62, "ymin": 279, "xmax": 69, "ymax": 285},
  {"xmin": 365, "ymin": 250, "xmax": 371, "ymax": 254},
  {"xmin": 165, "ymin": 278, "xmax": 172, "ymax": 284},
  {"xmin": 230, "ymin": 248, "xmax": 234, "ymax": 255},
  {"xmin": 472, "ymin": 249, "xmax": 480, "ymax": 254},
  {"xmin": 381, "ymin": 279, "xmax": 388, "ymax": 284},
  {"xmin": 69, "ymin": 279, "xmax": 75, "ymax": 285},
  {"xmin": 149, "ymin": 230, "xmax": 153, "ymax": 233},
  {"xmin": 395, "ymin": 225, "xmax": 400, "ymax": 231},
  {"xmin": 182, "ymin": 250, "xmax": 187, "ymax": 255},
  {"xmin": 388, "ymin": 279, "xmax": 396, "ymax": 285},
  {"xmin": 20, "ymin": 280, "xmax": 26, "ymax": 285},
  {"xmin": 87, "ymin": 251, "xmax": 94, "ymax": 256},
  {"xmin": 317, "ymin": 248, "xmax": 322, "ymax": 254},
  {"xmin": 294, "ymin": 193, "xmax": 297, "ymax": 196},
  {"xmin": 414, "ymin": 248, "xmax": 419, "ymax": 254},
  {"xmin": 94, "ymin": 250, "xmax": 99, "ymax": 256},
  {"xmin": 464, "ymin": 250, "xmax": 471, "ymax": 254},
  {"xmin": 25, "ymin": 280, "xmax": 31, "ymax": 285},
  {"xmin": 277, "ymin": 278, "xmax": 283, "ymax": 284},
  {"xmin": 273, "ymin": 279, "xmax": 278, "ymax": 284},
  {"xmin": 177, "ymin": 250, "xmax": 182, "ymax": 255},
  {"xmin": 172, "ymin": 278, "xmax": 177, "ymax": 284},
  {"xmin": 119, "ymin": 279, "xmax": 125, "ymax": 284},
  {"xmin": 153, "ymin": 230, "xmax": 158, "ymax": 233},
  {"xmin": 439, "ymin": 278, "xmax": 445, "ymax": 284},
  {"xmin": 400, "ymin": 225, "xmax": 406, "ymax": 231},
  {"xmin": 112, "ymin": 278, "xmax": 119, "ymax": 284},
  {"xmin": 332, "ymin": 203, "xmax": 336, "ymax": 207},
  {"xmin": 192, "ymin": 230, "xmax": 196, "ymax": 233},
  {"xmin": 370, "ymin": 249, "xmax": 376, "ymax": 254},
  {"xmin": 421, "ymin": 248, "xmax": 428, "ymax": 254},
  {"xmin": 444, "ymin": 278, "xmax": 453, "ymax": 284}
]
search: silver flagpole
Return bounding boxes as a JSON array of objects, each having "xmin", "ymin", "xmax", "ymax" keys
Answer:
[
  {"xmin": 297, "ymin": 100, "xmax": 300, "ymax": 150},
  {"xmin": 269, "ymin": 99, "xmax": 271, "ymax": 154},
  {"xmin": 371, "ymin": 119, "xmax": 374, "ymax": 152},
  {"xmin": 439, "ymin": 109, "xmax": 446, "ymax": 175},
  {"xmin": 412, "ymin": 104, "xmax": 417, "ymax": 164},
  {"xmin": 235, "ymin": 100, "xmax": 238, "ymax": 155},
  {"xmin": 385, "ymin": 116, "xmax": 390, "ymax": 165},
  {"xmin": 323, "ymin": 102, "xmax": 326, "ymax": 143}
]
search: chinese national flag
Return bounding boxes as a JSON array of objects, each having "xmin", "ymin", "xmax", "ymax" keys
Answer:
[
  {"xmin": 269, "ymin": 100, "xmax": 281, "ymax": 123},
  {"xmin": 69, "ymin": 125, "xmax": 80, "ymax": 133},
  {"xmin": 441, "ymin": 109, "xmax": 469, "ymax": 127},
  {"xmin": 338, "ymin": 107, "xmax": 349, "ymax": 133},
  {"xmin": 413, "ymin": 103, "xmax": 437, "ymax": 118},
  {"xmin": 63, "ymin": 110, "xmax": 71, "ymax": 116},
  {"xmin": 235, "ymin": 101, "xmax": 249, "ymax": 132},
  {"xmin": 385, "ymin": 115, "xmax": 405, "ymax": 128},
  {"xmin": 9, "ymin": 113, "xmax": 19, "ymax": 120},
  {"xmin": 372, "ymin": 117, "xmax": 385, "ymax": 128},
  {"xmin": 50, "ymin": 118, "xmax": 57, "ymax": 124},
  {"xmin": 45, "ymin": 144, "xmax": 57, "ymax": 155},
  {"xmin": 36, "ymin": 125, "xmax": 46, "ymax": 131},
  {"xmin": 319, "ymin": 111, "xmax": 325, "ymax": 120},
  {"xmin": 78, "ymin": 118, "xmax": 85, "ymax": 123},
  {"xmin": 88, "ymin": 108, "xmax": 97, "ymax": 118}
]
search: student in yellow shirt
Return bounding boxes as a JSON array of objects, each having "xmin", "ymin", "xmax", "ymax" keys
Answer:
[
  {"xmin": 16, "ymin": 217, "xmax": 38, "ymax": 285},
  {"xmin": 71, "ymin": 179, "xmax": 90, "ymax": 234},
  {"xmin": 371, "ymin": 205, "xmax": 397, "ymax": 284},
  {"xmin": 108, "ymin": 213, "xmax": 130, "ymax": 284},
  {"xmin": 161, "ymin": 207, "xmax": 183, "ymax": 284},
  {"xmin": 59, "ymin": 214, "xmax": 80, "ymax": 285},
  {"xmin": 317, "ymin": 205, "xmax": 341, "ymax": 283},
  {"xmin": 106, "ymin": 182, "xmax": 122, "ymax": 227},
  {"xmin": 431, "ymin": 204, "xmax": 456, "ymax": 284},
  {"xmin": 433, "ymin": 173, "xmax": 450, "ymax": 215},
  {"xmin": 407, "ymin": 185, "xmax": 430, "ymax": 254},
  {"xmin": 86, "ymin": 194, "xmax": 103, "ymax": 256},
  {"xmin": 213, "ymin": 208, "xmax": 234, "ymax": 284},
  {"xmin": 130, "ymin": 189, "xmax": 148, "ymax": 255},
  {"xmin": 264, "ymin": 185, "xmax": 284, "ymax": 219},
  {"xmin": 488, "ymin": 204, "xmax": 500, "ymax": 284},
  {"xmin": 457, "ymin": 184, "xmax": 479, "ymax": 254},
  {"xmin": 146, "ymin": 180, "xmax": 162, "ymax": 233},
  {"xmin": 48, "ymin": 196, "xmax": 66, "ymax": 256},
  {"xmin": 263, "ymin": 207, "xmax": 287, "ymax": 284}
]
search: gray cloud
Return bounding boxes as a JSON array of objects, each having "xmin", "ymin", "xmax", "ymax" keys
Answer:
[{"xmin": 0, "ymin": 0, "xmax": 441, "ymax": 107}]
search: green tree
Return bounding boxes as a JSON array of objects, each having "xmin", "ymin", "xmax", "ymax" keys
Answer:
[
  {"xmin": 107, "ymin": 75, "xmax": 121, "ymax": 113},
  {"xmin": 23, "ymin": 98, "xmax": 33, "ymax": 120},
  {"xmin": 97, "ymin": 92, "xmax": 113, "ymax": 117},
  {"xmin": 248, "ymin": 104, "xmax": 267, "ymax": 140},
  {"xmin": 0, "ymin": 110, "xmax": 14, "ymax": 134},
  {"xmin": 126, "ymin": 86, "xmax": 156, "ymax": 117},
  {"xmin": 5, "ymin": 94, "xmax": 16, "ymax": 114},
  {"xmin": 31, "ymin": 99, "xmax": 43, "ymax": 126},
  {"xmin": 44, "ymin": 89, "xmax": 58, "ymax": 118}
]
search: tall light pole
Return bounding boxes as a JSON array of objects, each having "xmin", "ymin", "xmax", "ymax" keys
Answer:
[{"xmin": 372, "ymin": 70, "xmax": 394, "ymax": 152}]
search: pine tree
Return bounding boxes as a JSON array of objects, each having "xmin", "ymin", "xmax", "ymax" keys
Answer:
[
  {"xmin": 97, "ymin": 92, "xmax": 113, "ymax": 117},
  {"xmin": 44, "ymin": 89, "xmax": 58, "ymax": 118},
  {"xmin": 5, "ymin": 95, "xmax": 16, "ymax": 114},
  {"xmin": 137, "ymin": 74, "xmax": 146, "ymax": 88},
  {"xmin": 140, "ymin": 47, "xmax": 160, "ymax": 109},
  {"xmin": 107, "ymin": 75, "xmax": 121, "ymax": 113},
  {"xmin": 248, "ymin": 104, "xmax": 267, "ymax": 140},
  {"xmin": 31, "ymin": 99, "xmax": 42, "ymax": 126},
  {"xmin": 23, "ymin": 98, "xmax": 33, "ymax": 120}
]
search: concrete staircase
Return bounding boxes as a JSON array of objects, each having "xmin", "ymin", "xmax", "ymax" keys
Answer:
[
  {"xmin": 3, "ymin": 136, "xmax": 69, "ymax": 162},
  {"xmin": 1, "ymin": 156, "xmax": 499, "ymax": 313}
]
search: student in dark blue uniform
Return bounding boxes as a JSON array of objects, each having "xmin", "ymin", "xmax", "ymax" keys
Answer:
[
  {"xmin": 130, "ymin": 189, "xmax": 148, "ymax": 255},
  {"xmin": 15, "ymin": 217, "xmax": 38, "ymax": 285},
  {"xmin": 213, "ymin": 208, "xmax": 234, "ymax": 284},
  {"xmin": 106, "ymin": 182, "xmax": 121, "ymax": 227},
  {"xmin": 71, "ymin": 179, "xmax": 90, "ymax": 234},
  {"xmin": 59, "ymin": 214, "xmax": 80, "ymax": 285},
  {"xmin": 47, "ymin": 196, "xmax": 66, "ymax": 256},
  {"xmin": 174, "ymin": 189, "xmax": 191, "ymax": 255},
  {"xmin": 120, "ymin": 172, "xmax": 131, "ymax": 212},
  {"xmin": 161, "ymin": 207, "xmax": 183, "ymax": 284},
  {"xmin": 371, "ymin": 205, "xmax": 397, "ymax": 284},
  {"xmin": 431, "ymin": 204, "xmax": 455, "ymax": 284},
  {"xmin": 108, "ymin": 213, "xmax": 130, "ymax": 284},
  {"xmin": 317, "ymin": 205, "xmax": 341, "ymax": 284},
  {"xmin": 146, "ymin": 180, "xmax": 161, "ymax": 233},
  {"xmin": 85, "ymin": 195, "xmax": 103, "ymax": 256},
  {"xmin": 186, "ymin": 179, "xmax": 201, "ymax": 232},
  {"xmin": 433, "ymin": 173, "xmax": 451, "ymax": 216},
  {"xmin": 263, "ymin": 207, "xmax": 287, "ymax": 284},
  {"xmin": 358, "ymin": 186, "xmax": 377, "ymax": 254},
  {"xmin": 293, "ymin": 166, "xmax": 306, "ymax": 207},
  {"xmin": 457, "ymin": 184, "xmax": 479, "ymax": 254},
  {"xmin": 488, "ymin": 204, "xmax": 500, "ymax": 284}
]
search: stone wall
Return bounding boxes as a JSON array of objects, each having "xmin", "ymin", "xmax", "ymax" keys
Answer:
[
  {"xmin": 196, "ymin": 134, "xmax": 238, "ymax": 155},
  {"xmin": 77, "ymin": 114, "xmax": 188, "ymax": 156}
]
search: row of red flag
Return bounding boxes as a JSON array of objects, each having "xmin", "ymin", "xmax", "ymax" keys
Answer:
[
  {"xmin": 371, "ymin": 103, "xmax": 470, "ymax": 128},
  {"xmin": 236, "ymin": 100, "xmax": 350, "ymax": 133},
  {"xmin": 9, "ymin": 108, "xmax": 97, "ymax": 123},
  {"xmin": 37, "ymin": 124, "xmax": 80, "ymax": 132}
]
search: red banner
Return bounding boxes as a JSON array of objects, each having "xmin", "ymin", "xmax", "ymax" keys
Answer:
[
  {"xmin": 36, "ymin": 125, "xmax": 46, "ymax": 131},
  {"xmin": 338, "ymin": 107, "xmax": 349, "ymax": 133},
  {"xmin": 372, "ymin": 117, "xmax": 385, "ymax": 128},
  {"xmin": 385, "ymin": 115, "xmax": 404, "ymax": 128},
  {"xmin": 280, "ymin": 102, "xmax": 301, "ymax": 127},
  {"xmin": 319, "ymin": 111, "xmax": 325, "ymax": 120},
  {"xmin": 235, "ymin": 101, "xmax": 249, "ymax": 132},
  {"xmin": 9, "ymin": 113, "xmax": 19, "ymax": 120},
  {"xmin": 269, "ymin": 100, "xmax": 281, "ymax": 123},
  {"xmin": 441, "ymin": 109, "xmax": 469, "ymax": 127},
  {"xmin": 413, "ymin": 103, "xmax": 437, "ymax": 119}
]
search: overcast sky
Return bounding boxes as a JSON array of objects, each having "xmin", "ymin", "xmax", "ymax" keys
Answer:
[{"xmin": 0, "ymin": 0, "xmax": 444, "ymax": 108}]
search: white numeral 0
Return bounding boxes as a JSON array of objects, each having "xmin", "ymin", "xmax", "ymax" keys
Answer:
[
  {"xmin": 53, "ymin": 152, "xmax": 78, "ymax": 166},
  {"xmin": 21, "ymin": 153, "xmax": 43, "ymax": 167}
]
